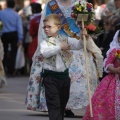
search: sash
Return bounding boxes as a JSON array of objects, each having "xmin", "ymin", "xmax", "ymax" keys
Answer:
[{"xmin": 48, "ymin": 0, "xmax": 80, "ymax": 40}]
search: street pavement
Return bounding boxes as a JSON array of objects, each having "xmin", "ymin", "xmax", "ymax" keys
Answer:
[{"xmin": 0, "ymin": 76, "xmax": 85, "ymax": 120}]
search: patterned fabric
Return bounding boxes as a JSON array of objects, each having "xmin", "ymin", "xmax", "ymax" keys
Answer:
[
  {"xmin": 0, "ymin": 60, "xmax": 6, "ymax": 88},
  {"xmin": 83, "ymin": 48, "xmax": 120, "ymax": 120},
  {"xmin": 25, "ymin": 54, "xmax": 47, "ymax": 111},
  {"xmin": 67, "ymin": 49, "xmax": 98, "ymax": 109},
  {"xmin": 0, "ymin": 39, "xmax": 6, "ymax": 88},
  {"xmin": 56, "ymin": 0, "xmax": 73, "ymax": 18}
]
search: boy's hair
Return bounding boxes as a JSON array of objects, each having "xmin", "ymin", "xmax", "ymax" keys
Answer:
[
  {"xmin": 6, "ymin": 0, "xmax": 15, "ymax": 8},
  {"xmin": 43, "ymin": 14, "xmax": 62, "ymax": 26}
]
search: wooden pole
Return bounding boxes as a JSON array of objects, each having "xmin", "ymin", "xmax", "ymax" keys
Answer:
[{"xmin": 81, "ymin": 17, "xmax": 93, "ymax": 117}]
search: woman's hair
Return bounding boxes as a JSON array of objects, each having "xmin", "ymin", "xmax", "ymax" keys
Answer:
[
  {"xmin": 43, "ymin": 14, "xmax": 62, "ymax": 26},
  {"xmin": 30, "ymin": 3, "xmax": 42, "ymax": 14}
]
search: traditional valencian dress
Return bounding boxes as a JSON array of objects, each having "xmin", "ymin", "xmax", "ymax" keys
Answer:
[
  {"xmin": 83, "ymin": 48, "xmax": 120, "ymax": 120},
  {"xmin": 0, "ymin": 38, "xmax": 6, "ymax": 88},
  {"xmin": 25, "ymin": 0, "xmax": 103, "ymax": 111},
  {"xmin": 83, "ymin": 30, "xmax": 120, "ymax": 120}
]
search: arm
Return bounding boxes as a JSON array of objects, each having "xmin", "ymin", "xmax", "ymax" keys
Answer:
[
  {"xmin": 107, "ymin": 65, "xmax": 120, "ymax": 74},
  {"xmin": 17, "ymin": 15, "xmax": 23, "ymax": 42},
  {"xmin": 86, "ymin": 36, "xmax": 102, "ymax": 54},
  {"xmin": 67, "ymin": 28, "xmax": 88, "ymax": 49},
  {"xmin": 40, "ymin": 40, "xmax": 61, "ymax": 58},
  {"xmin": 68, "ymin": 37, "xmax": 83, "ymax": 50},
  {"xmin": 0, "ymin": 11, "xmax": 2, "ymax": 20},
  {"xmin": 104, "ymin": 48, "xmax": 117, "ymax": 73}
]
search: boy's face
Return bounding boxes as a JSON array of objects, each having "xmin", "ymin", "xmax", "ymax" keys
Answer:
[{"xmin": 43, "ymin": 20, "xmax": 60, "ymax": 37}]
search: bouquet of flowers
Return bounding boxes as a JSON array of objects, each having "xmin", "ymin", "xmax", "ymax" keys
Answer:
[{"xmin": 71, "ymin": 0, "xmax": 95, "ymax": 25}]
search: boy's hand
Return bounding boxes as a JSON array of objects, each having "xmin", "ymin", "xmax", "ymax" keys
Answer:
[
  {"xmin": 80, "ymin": 28, "xmax": 88, "ymax": 37},
  {"xmin": 60, "ymin": 41, "xmax": 70, "ymax": 51}
]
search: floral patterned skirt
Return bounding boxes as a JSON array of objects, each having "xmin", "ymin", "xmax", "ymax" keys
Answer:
[{"xmin": 66, "ymin": 49, "xmax": 98, "ymax": 109}]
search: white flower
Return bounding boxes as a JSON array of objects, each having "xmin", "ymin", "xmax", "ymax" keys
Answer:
[
  {"xmin": 75, "ymin": 1, "xmax": 79, "ymax": 5},
  {"xmin": 80, "ymin": 0, "xmax": 87, "ymax": 5}
]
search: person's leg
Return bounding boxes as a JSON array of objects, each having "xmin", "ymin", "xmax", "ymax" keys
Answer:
[
  {"xmin": 65, "ymin": 109, "xmax": 75, "ymax": 117},
  {"xmin": 9, "ymin": 32, "xmax": 18, "ymax": 74},
  {"xmin": 59, "ymin": 77, "xmax": 70, "ymax": 119},
  {"xmin": 43, "ymin": 76, "xmax": 62, "ymax": 120},
  {"xmin": 1, "ymin": 34, "xmax": 9, "ymax": 74}
]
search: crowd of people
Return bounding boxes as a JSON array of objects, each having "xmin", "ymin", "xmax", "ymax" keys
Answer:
[{"xmin": 1, "ymin": 0, "xmax": 120, "ymax": 120}]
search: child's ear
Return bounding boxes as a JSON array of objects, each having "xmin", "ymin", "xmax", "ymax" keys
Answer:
[{"xmin": 58, "ymin": 25, "xmax": 61, "ymax": 30}]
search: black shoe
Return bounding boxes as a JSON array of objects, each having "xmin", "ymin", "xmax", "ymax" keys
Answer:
[{"xmin": 65, "ymin": 110, "xmax": 75, "ymax": 117}]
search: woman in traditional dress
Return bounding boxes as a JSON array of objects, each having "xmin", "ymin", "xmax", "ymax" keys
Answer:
[{"xmin": 83, "ymin": 30, "xmax": 120, "ymax": 120}]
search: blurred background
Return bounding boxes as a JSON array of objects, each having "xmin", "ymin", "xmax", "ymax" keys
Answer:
[{"xmin": 0, "ymin": 0, "xmax": 120, "ymax": 120}]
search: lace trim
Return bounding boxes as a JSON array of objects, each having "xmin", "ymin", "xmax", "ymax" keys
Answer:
[{"xmin": 56, "ymin": 0, "xmax": 74, "ymax": 18}]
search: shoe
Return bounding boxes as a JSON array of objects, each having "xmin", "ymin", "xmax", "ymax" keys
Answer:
[{"xmin": 65, "ymin": 110, "xmax": 75, "ymax": 117}]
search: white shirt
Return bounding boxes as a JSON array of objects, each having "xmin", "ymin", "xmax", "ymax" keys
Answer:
[{"xmin": 40, "ymin": 36, "xmax": 83, "ymax": 72}]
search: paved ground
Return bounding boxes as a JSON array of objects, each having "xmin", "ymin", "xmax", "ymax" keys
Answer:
[{"xmin": 0, "ymin": 76, "xmax": 85, "ymax": 120}]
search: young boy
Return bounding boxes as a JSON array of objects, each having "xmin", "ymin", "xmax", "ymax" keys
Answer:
[{"xmin": 40, "ymin": 14, "xmax": 100, "ymax": 120}]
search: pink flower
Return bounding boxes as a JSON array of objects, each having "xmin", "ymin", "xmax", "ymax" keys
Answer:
[{"xmin": 86, "ymin": 23, "xmax": 96, "ymax": 31}]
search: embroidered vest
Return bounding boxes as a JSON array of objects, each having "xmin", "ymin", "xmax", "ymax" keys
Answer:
[{"xmin": 46, "ymin": 35, "xmax": 73, "ymax": 69}]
